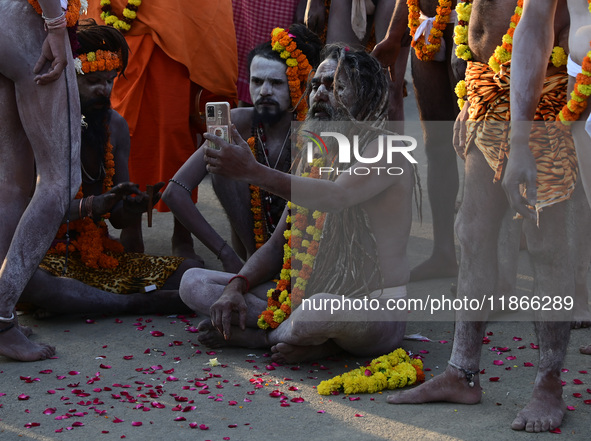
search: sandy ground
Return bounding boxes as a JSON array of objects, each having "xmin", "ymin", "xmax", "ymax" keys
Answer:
[{"xmin": 2, "ymin": 63, "xmax": 591, "ymax": 441}]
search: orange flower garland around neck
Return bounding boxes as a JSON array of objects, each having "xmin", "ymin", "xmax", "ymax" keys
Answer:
[
  {"xmin": 257, "ymin": 157, "xmax": 327, "ymax": 330},
  {"xmin": 247, "ymin": 137, "xmax": 269, "ymax": 250},
  {"xmin": 271, "ymin": 27, "xmax": 313, "ymax": 122},
  {"xmin": 407, "ymin": 0, "xmax": 453, "ymax": 62},
  {"xmin": 27, "ymin": 0, "xmax": 82, "ymax": 27},
  {"xmin": 48, "ymin": 136, "xmax": 123, "ymax": 269},
  {"xmin": 75, "ymin": 50, "xmax": 121, "ymax": 75}
]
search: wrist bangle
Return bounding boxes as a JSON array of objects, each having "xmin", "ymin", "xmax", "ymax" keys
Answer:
[
  {"xmin": 216, "ymin": 241, "xmax": 228, "ymax": 259},
  {"xmin": 85, "ymin": 195, "xmax": 94, "ymax": 219},
  {"xmin": 42, "ymin": 11, "xmax": 67, "ymax": 31},
  {"xmin": 79, "ymin": 198, "xmax": 84, "ymax": 218},
  {"xmin": 228, "ymin": 275, "xmax": 249, "ymax": 293}
]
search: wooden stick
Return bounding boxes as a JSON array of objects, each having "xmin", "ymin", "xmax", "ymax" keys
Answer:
[{"xmin": 146, "ymin": 185, "xmax": 154, "ymax": 227}]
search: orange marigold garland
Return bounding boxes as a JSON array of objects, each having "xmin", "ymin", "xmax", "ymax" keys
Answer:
[
  {"xmin": 558, "ymin": 47, "xmax": 591, "ymax": 125},
  {"xmin": 257, "ymin": 157, "xmax": 326, "ymax": 330},
  {"xmin": 407, "ymin": 0, "xmax": 453, "ymax": 62},
  {"xmin": 27, "ymin": 0, "xmax": 83, "ymax": 27},
  {"xmin": 48, "ymin": 135, "xmax": 122, "ymax": 269},
  {"xmin": 75, "ymin": 50, "xmax": 121, "ymax": 75},
  {"xmin": 247, "ymin": 137, "xmax": 268, "ymax": 250},
  {"xmin": 271, "ymin": 27, "xmax": 313, "ymax": 121}
]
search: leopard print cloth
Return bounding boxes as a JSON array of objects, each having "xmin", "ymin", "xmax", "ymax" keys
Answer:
[
  {"xmin": 39, "ymin": 252, "xmax": 185, "ymax": 294},
  {"xmin": 464, "ymin": 61, "xmax": 578, "ymax": 209}
]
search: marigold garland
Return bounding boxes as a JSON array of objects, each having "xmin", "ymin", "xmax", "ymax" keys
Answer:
[
  {"xmin": 75, "ymin": 50, "xmax": 121, "ymax": 75},
  {"xmin": 257, "ymin": 157, "xmax": 327, "ymax": 330},
  {"xmin": 453, "ymin": 0, "xmax": 567, "ymax": 107},
  {"xmin": 247, "ymin": 137, "xmax": 269, "ymax": 250},
  {"xmin": 49, "ymin": 136, "xmax": 121, "ymax": 269},
  {"xmin": 317, "ymin": 348, "xmax": 425, "ymax": 395},
  {"xmin": 99, "ymin": 0, "xmax": 142, "ymax": 33},
  {"xmin": 28, "ymin": 0, "xmax": 83, "ymax": 27},
  {"xmin": 558, "ymin": 48, "xmax": 591, "ymax": 125},
  {"xmin": 407, "ymin": 0, "xmax": 453, "ymax": 62},
  {"xmin": 271, "ymin": 27, "xmax": 313, "ymax": 121}
]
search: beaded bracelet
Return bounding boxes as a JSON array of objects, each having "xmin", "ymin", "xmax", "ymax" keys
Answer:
[{"xmin": 168, "ymin": 178, "xmax": 192, "ymax": 195}]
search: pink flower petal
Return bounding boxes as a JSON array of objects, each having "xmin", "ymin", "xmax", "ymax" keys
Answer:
[
  {"xmin": 348, "ymin": 397, "xmax": 361, "ymax": 401},
  {"xmin": 199, "ymin": 424, "xmax": 209, "ymax": 430},
  {"xmin": 579, "ymin": 370, "xmax": 588, "ymax": 374},
  {"xmin": 290, "ymin": 397, "xmax": 305, "ymax": 403},
  {"xmin": 18, "ymin": 394, "xmax": 30, "ymax": 400},
  {"xmin": 506, "ymin": 356, "xmax": 517, "ymax": 361},
  {"xmin": 513, "ymin": 336, "xmax": 522, "ymax": 341},
  {"xmin": 39, "ymin": 369, "xmax": 53, "ymax": 374},
  {"xmin": 317, "ymin": 410, "xmax": 326, "ymax": 413},
  {"xmin": 549, "ymin": 427, "xmax": 561, "ymax": 434},
  {"xmin": 573, "ymin": 379, "xmax": 584, "ymax": 385},
  {"xmin": 530, "ymin": 343, "xmax": 539, "ymax": 349},
  {"xmin": 524, "ymin": 362, "xmax": 535, "ymax": 367},
  {"xmin": 584, "ymin": 399, "xmax": 591, "ymax": 405},
  {"xmin": 68, "ymin": 371, "xmax": 80, "ymax": 375},
  {"xmin": 228, "ymin": 424, "xmax": 237, "ymax": 428},
  {"xmin": 174, "ymin": 417, "xmax": 186, "ymax": 421},
  {"xmin": 567, "ymin": 405, "xmax": 576, "ymax": 411},
  {"xmin": 489, "ymin": 377, "xmax": 500, "ymax": 382},
  {"xmin": 112, "ymin": 417, "xmax": 124, "ymax": 423},
  {"xmin": 43, "ymin": 408, "xmax": 57, "ymax": 415},
  {"xmin": 228, "ymin": 400, "xmax": 237, "ymax": 406},
  {"xmin": 573, "ymin": 393, "xmax": 582, "ymax": 398},
  {"xmin": 354, "ymin": 414, "xmax": 364, "ymax": 417},
  {"xmin": 439, "ymin": 340, "xmax": 448, "ymax": 344},
  {"xmin": 123, "ymin": 355, "xmax": 133, "ymax": 360},
  {"xmin": 561, "ymin": 368, "xmax": 569, "ymax": 373},
  {"xmin": 150, "ymin": 331, "xmax": 164, "ymax": 337},
  {"xmin": 131, "ymin": 421, "xmax": 142, "ymax": 426},
  {"xmin": 493, "ymin": 360, "xmax": 504, "ymax": 366}
]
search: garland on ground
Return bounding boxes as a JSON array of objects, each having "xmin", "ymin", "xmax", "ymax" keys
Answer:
[
  {"xmin": 317, "ymin": 348, "xmax": 425, "ymax": 395},
  {"xmin": 257, "ymin": 157, "xmax": 327, "ymax": 330},
  {"xmin": 271, "ymin": 27, "xmax": 313, "ymax": 121},
  {"xmin": 48, "ymin": 135, "xmax": 122, "ymax": 269},
  {"xmin": 407, "ymin": 0, "xmax": 453, "ymax": 62},
  {"xmin": 99, "ymin": 0, "xmax": 141, "ymax": 33}
]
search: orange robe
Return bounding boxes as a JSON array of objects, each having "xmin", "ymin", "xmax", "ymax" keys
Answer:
[{"xmin": 85, "ymin": 1, "xmax": 238, "ymax": 210}]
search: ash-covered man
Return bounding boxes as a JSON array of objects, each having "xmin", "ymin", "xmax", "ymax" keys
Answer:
[
  {"xmin": 163, "ymin": 24, "xmax": 322, "ymax": 273},
  {"xmin": 19, "ymin": 21, "xmax": 201, "ymax": 317},
  {"xmin": 0, "ymin": 0, "xmax": 81, "ymax": 361},
  {"xmin": 179, "ymin": 45, "xmax": 414, "ymax": 363},
  {"xmin": 388, "ymin": 0, "xmax": 577, "ymax": 434}
]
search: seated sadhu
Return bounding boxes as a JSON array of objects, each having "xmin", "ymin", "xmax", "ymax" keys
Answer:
[
  {"xmin": 178, "ymin": 43, "xmax": 415, "ymax": 363},
  {"xmin": 19, "ymin": 21, "xmax": 202, "ymax": 317}
]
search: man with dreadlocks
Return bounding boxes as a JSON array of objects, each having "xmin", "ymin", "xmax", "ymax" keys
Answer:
[
  {"xmin": 17, "ymin": 21, "xmax": 202, "ymax": 317},
  {"xmin": 179, "ymin": 45, "xmax": 414, "ymax": 363},
  {"xmin": 0, "ymin": 0, "xmax": 80, "ymax": 361},
  {"xmin": 163, "ymin": 24, "xmax": 322, "ymax": 272}
]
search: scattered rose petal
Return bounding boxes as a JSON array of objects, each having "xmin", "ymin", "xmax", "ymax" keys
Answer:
[
  {"xmin": 579, "ymin": 370, "xmax": 588, "ymax": 374},
  {"xmin": 99, "ymin": 364, "xmax": 111, "ymax": 369},
  {"xmin": 18, "ymin": 394, "xmax": 30, "ymax": 400},
  {"xmin": 489, "ymin": 377, "xmax": 500, "ymax": 382},
  {"xmin": 123, "ymin": 355, "xmax": 133, "ymax": 360},
  {"xmin": 199, "ymin": 424, "xmax": 209, "ymax": 430},
  {"xmin": 228, "ymin": 401, "xmax": 237, "ymax": 406},
  {"xmin": 174, "ymin": 417, "xmax": 186, "ymax": 421},
  {"xmin": 348, "ymin": 397, "xmax": 360, "ymax": 401},
  {"xmin": 549, "ymin": 428, "xmax": 561, "ymax": 434},
  {"xmin": 574, "ymin": 379, "xmax": 584, "ymax": 385},
  {"xmin": 573, "ymin": 393, "xmax": 582, "ymax": 398},
  {"xmin": 228, "ymin": 424, "xmax": 237, "ymax": 428},
  {"xmin": 112, "ymin": 417, "xmax": 124, "ymax": 423},
  {"xmin": 567, "ymin": 406, "xmax": 576, "ymax": 411},
  {"xmin": 39, "ymin": 369, "xmax": 53, "ymax": 374},
  {"xmin": 317, "ymin": 410, "xmax": 326, "ymax": 413},
  {"xmin": 43, "ymin": 408, "xmax": 57, "ymax": 415},
  {"xmin": 493, "ymin": 360, "xmax": 504, "ymax": 366},
  {"xmin": 206, "ymin": 351, "xmax": 217, "ymax": 356},
  {"xmin": 584, "ymin": 400, "xmax": 591, "ymax": 405},
  {"xmin": 506, "ymin": 356, "xmax": 516, "ymax": 361},
  {"xmin": 290, "ymin": 397, "xmax": 305, "ymax": 403},
  {"xmin": 439, "ymin": 340, "xmax": 448, "ymax": 344},
  {"xmin": 561, "ymin": 368, "xmax": 569, "ymax": 373},
  {"xmin": 530, "ymin": 343, "xmax": 539, "ymax": 349},
  {"xmin": 131, "ymin": 421, "xmax": 142, "ymax": 426},
  {"xmin": 150, "ymin": 331, "xmax": 164, "ymax": 337},
  {"xmin": 524, "ymin": 362, "xmax": 534, "ymax": 367},
  {"xmin": 354, "ymin": 414, "xmax": 364, "ymax": 417}
]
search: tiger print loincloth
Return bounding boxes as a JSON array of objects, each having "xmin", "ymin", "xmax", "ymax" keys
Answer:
[
  {"xmin": 465, "ymin": 61, "xmax": 578, "ymax": 209},
  {"xmin": 40, "ymin": 252, "xmax": 185, "ymax": 294}
]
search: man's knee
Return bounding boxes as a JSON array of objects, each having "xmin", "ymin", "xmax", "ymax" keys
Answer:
[{"xmin": 179, "ymin": 268, "xmax": 212, "ymax": 312}]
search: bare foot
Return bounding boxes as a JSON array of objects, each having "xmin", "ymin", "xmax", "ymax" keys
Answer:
[
  {"xmin": 172, "ymin": 241, "xmax": 204, "ymax": 265},
  {"xmin": 580, "ymin": 344, "xmax": 591, "ymax": 355},
  {"xmin": 410, "ymin": 256, "xmax": 458, "ymax": 282},
  {"xmin": 0, "ymin": 324, "xmax": 55, "ymax": 361},
  {"xmin": 387, "ymin": 365, "xmax": 481, "ymax": 404},
  {"xmin": 511, "ymin": 377, "xmax": 565, "ymax": 432},
  {"xmin": 270, "ymin": 341, "xmax": 341, "ymax": 364},
  {"xmin": 197, "ymin": 319, "xmax": 228, "ymax": 348}
]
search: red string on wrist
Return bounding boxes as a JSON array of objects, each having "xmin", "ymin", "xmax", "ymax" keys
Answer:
[{"xmin": 228, "ymin": 275, "xmax": 249, "ymax": 293}]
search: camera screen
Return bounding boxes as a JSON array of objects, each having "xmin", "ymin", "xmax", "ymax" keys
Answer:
[{"xmin": 207, "ymin": 106, "xmax": 215, "ymax": 118}]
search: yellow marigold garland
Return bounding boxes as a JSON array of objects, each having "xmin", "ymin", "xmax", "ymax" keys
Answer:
[
  {"xmin": 99, "ymin": 0, "xmax": 142, "ymax": 33},
  {"xmin": 48, "ymin": 136, "xmax": 121, "ymax": 269},
  {"xmin": 407, "ymin": 0, "xmax": 453, "ymax": 62},
  {"xmin": 28, "ymin": 0, "xmax": 82, "ymax": 27},
  {"xmin": 257, "ymin": 157, "xmax": 327, "ymax": 330},
  {"xmin": 271, "ymin": 28, "xmax": 313, "ymax": 121},
  {"xmin": 558, "ymin": 47, "xmax": 591, "ymax": 125},
  {"xmin": 317, "ymin": 348, "xmax": 425, "ymax": 395},
  {"xmin": 453, "ymin": 0, "xmax": 567, "ymax": 106},
  {"xmin": 75, "ymin": 50, "xmax": 121, "ymax": 75}
]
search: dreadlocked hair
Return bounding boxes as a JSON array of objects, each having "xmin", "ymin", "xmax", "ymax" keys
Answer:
[
  {"xmin": 321, "ymin": 44, "xmax": 389, "ymax": 124},
  {"xmin": 76, "ymin": 19, "xmax": 130, "ymax": 75}
]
